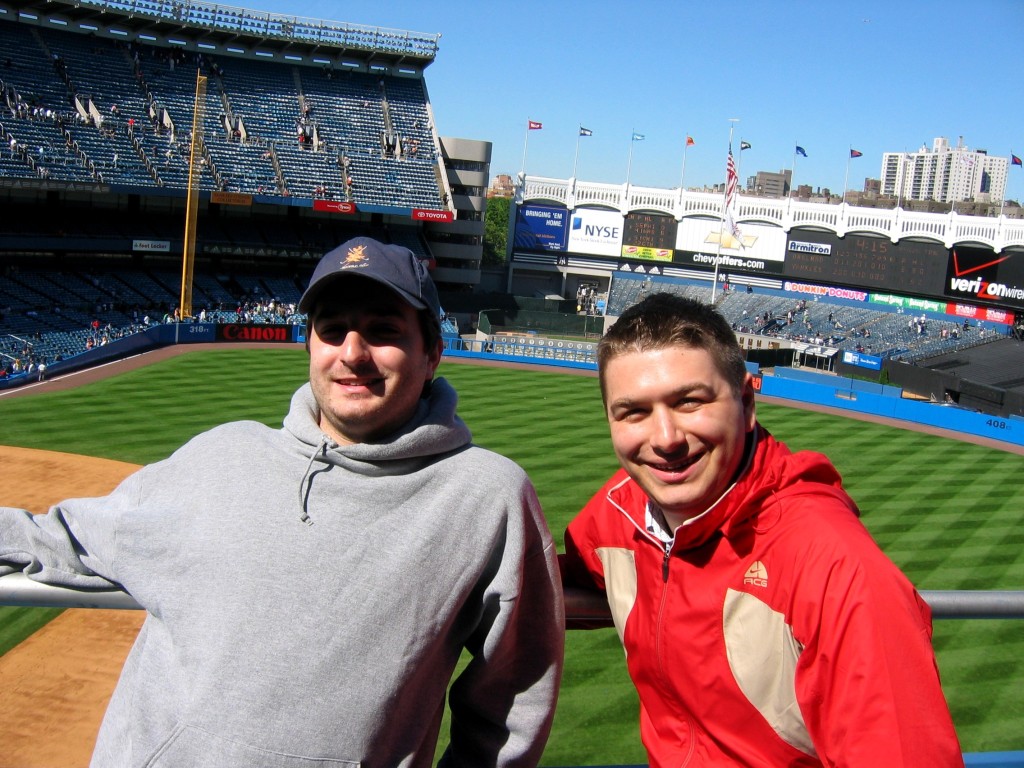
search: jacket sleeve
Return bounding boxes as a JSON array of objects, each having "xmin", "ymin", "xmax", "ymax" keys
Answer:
[
  {"xmin": 561, "ymin": 468, "xmax": 635, "ymax": 592},
  {"xmin": 792, "ymin": 516, "xmax": 963, "ymax": 766},
  {"xmin": 439, "ymin": 477, "xmax": 564, "ymax": 768},
  {"xmin": 0, "ymin": 469, "xmax": 145, "ymax": 589}
]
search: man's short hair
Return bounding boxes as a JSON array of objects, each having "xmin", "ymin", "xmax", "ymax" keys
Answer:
[{"xmin": 597, "ymin": 292, "xmax": 748, "ymax": 400}]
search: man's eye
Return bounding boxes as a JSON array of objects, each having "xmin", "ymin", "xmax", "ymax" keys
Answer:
[{"xmin": 614, "ymin": 408, "xmax": 646, "ymax": 422}]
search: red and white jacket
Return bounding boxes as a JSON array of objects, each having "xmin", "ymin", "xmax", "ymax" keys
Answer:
[{"xmin": 562, "ymin": 425, "xmax": 963, "ymax": 767}]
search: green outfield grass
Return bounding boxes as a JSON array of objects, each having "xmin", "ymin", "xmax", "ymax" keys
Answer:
[{"xmin": 1, "ymin": 347, "xmax": 1022, "ymax": 760}]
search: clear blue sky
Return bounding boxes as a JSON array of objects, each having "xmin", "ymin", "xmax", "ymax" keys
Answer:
[{"xmin": 256, "ymin": 0, "xmax": 1023, "ymax": 199}]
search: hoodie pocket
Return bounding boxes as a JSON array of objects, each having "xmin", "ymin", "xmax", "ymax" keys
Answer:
[{"xmin": 146, "ymin": 724, "xmax": 360, "ymax": 767}]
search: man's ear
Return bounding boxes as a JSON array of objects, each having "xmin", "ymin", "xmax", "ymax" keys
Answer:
[
  {"xmin": 741, "ymin": 373, "xmax": 757, "ymax": 431},
  {"xmin": 427, "ymin": 337, "xmax": 443, "ymax": 373}
]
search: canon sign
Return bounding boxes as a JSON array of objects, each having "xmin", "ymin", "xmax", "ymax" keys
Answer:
[
  {"xmin": 412, "ymin": 209, "xmax": 453, "ymax": 222},
  {"xmin": 218, "ymin": 325, "xmax": 292, "ymax": 343}
]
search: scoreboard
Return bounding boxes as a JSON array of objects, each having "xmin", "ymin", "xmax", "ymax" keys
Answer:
[
  {"xmin": 621, "ymin": 213, "xmax": 677, "ymax": 261},
  {"xmin": 784, "ymin": 230, "xmax": 947, "ymax": 297}
]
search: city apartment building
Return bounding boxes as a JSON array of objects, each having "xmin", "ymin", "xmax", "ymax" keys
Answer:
[{"xmin": 881, "ymin": 137, "xmax": 1009, "ymax": 205}]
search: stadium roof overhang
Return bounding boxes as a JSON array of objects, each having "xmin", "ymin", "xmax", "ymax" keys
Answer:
[{"xmin": 0, "ymin": 0, "xmax": 439, "ymax": 72}]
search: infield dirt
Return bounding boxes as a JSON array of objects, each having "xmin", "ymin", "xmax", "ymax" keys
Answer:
[{"xmin": 0, "ymin": 447, "xmax": 142, "ymax": 768}]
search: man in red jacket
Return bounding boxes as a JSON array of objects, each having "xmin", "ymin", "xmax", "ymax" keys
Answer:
[{"xmin": 562, "ymin": 292, "xmax": 963, "ymax": 767}]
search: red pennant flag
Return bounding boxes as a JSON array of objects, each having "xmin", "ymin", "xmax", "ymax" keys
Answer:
[
  {"xmin": 528, "ymin": 120, "xmax": 542, "ymax": 130},
  {"xmin": 686, "ymin": 135, "xmax": 695, "ymax": 146},
  {"xmin": 850, "ymin": 149, "xmax": 863, "ymax": 158},
  {"xmin": 1013, "ymin": 154, "xmax": 1022, "ymax": 167}
]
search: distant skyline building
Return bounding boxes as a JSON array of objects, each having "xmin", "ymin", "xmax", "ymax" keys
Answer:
[
  {"xmin": 745, "ymin": 169, "xmax": 792, "ymax": 199},
  {"xmin": 881, "ymin": 137, "xmax": 1009, "ymax": 205}
]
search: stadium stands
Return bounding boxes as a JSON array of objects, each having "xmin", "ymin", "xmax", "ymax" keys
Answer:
[
  {"xmin": 605, "ymin": 274, "xmax": 1006, "ymax": 363},
  {"xmin": 0, "ymin": 17, "xmax": 445, "ymax": 206}
]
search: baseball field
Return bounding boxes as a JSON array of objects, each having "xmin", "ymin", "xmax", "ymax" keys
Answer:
[{"xmin": 0, "ymin": 346, "xmax": 1022, "ymax": 766}]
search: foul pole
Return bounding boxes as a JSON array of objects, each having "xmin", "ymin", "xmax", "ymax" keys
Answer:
[{"xmin": 180, "ymin": 69, "xmax": 207, "ymax": 320}]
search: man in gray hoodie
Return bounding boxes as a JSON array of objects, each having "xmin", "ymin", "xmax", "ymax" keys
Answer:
[{"xmin": 0, "ymin": 236, "xmax": 565, "ymax": 767}]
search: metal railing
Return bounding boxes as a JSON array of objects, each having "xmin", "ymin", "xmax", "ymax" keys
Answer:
[{"xmin": 2, "ymin": 574, "xmax": 1023, "ymax": 621}]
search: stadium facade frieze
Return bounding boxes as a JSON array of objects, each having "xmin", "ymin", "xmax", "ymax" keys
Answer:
[{"xmin": 509, "ymin": 186, "xmax": 1024, "ymax": 312}]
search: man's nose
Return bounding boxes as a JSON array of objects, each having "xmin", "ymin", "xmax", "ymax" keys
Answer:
[
  {"xmin": 649, "ymin": 409, "xmax": 686, "ymax": 453},
  {"xmin": 338, "ymin": 330, "xmax": 371, "ymax": 364}
]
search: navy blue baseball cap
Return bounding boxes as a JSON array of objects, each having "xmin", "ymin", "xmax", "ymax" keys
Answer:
[{"xmin": 299, "ymin": 237, "xmax": 441, "ymax": 328}]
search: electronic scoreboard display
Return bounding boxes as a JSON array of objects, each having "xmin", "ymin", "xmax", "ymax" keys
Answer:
[
  {"xmin": 784, "ymin": 230, "xmax": 947, "ymax": 296},
  {"xmin": 621, "ymin": 213, "xmax": 678, "ymax": 260},
  {"xmin": 623, "ymin": 212, "xmax": 677, "ymax": 249}
]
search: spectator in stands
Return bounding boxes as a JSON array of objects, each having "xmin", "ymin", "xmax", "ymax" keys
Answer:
[
  {"xmin": 0, "ymin": 236, "xmax": 563, "ymax": 767},
  {"xmin": 561, "ymin": 293, "xmax": 961, "ymax": 766}
]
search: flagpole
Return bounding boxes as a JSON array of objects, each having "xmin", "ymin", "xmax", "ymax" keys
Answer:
[
  {"xmin": 896, "ymin": 150, "xmax": 906, "ymax": 210},
  {"xmin": 788, "ymin": 144, "xmax": 799, "ymax": 215},
  {"xmin": 712, "ymin": 118, "xmax": 739, "ymax": 303},
  {"xmin": 678, "ymin": 134, "xmax": 689, "ymax": 201},
  {"xmin": 735, "ymin": 138, "xmax": 744, "ymax": 193},
  {"xmin": 520, "ymin": 119, "xmax": 531, "ymax": 176},
  {"xmin": 1000, "ymin": 156, "xmax": 1009, "ymax": 217},
  {"xmin": 572, "ymin": 125, "xmax": 583, "ymax": 179},
  {"xmin": 625, "ymin": 129, "xmax": 636, "ymax": 194},
  {"xmin": 842, "ymin": 147, "xmax": 852, "ymax": 206}
]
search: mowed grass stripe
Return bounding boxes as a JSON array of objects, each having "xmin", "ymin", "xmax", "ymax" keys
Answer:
[{"xmin": 1, "ymin": 349, "xmax": 1023, "ymax": 756}]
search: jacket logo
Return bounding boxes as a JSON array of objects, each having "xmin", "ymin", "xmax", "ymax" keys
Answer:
[{"xmin": 742, "ymin": 560, "xmax": 768, "ymax": 588}]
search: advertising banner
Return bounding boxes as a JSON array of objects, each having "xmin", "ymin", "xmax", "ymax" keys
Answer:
[
  {"xmin": 412, "ymin": 208, "xmax": 453, "ymax": 222},
  {"xmin": 132, "ymin": 239, "xmax": 170, "ymax": 253},
  {"xmin": 944, "ymin": 246, "xmax": 1024, "ymax": 310},
  {"xmin": 869, "ymin": 294, "xmax": 945, "ymax": 312},
  {"xmin": 216, "ymin": 324, "xmax": 296, "ymax": 343},
  {"xmin": 673, "ymin": 219, "xmax": 787, "ymax": 275},
  {"xmin": 567, "ymin": 208, "xmax": 624, "ymax": 257},
  {"xmin": 211, "ymin": 191, "xmax": 253, "ymax": 206},
  {"xmin": 945, "ymin": 302, "xmax": 1015, "ymax": 325},
  {"xmin": 313, "ymin": 200, "xmax": 356, "ymax": 214},
  {"xmin": 783, "ymin": 281, "xmax": 869, "ymax": 302},
  {"xmin": 841, "ymin": 350, "xmax": 883, "ymax": 371},
  {"xmin": 513, "ymin": 204, "xmax": 570, "ymax": 252}
]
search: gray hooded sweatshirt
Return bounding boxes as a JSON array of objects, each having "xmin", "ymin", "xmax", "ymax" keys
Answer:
[{"xmin": 0, "ymin": 378, "xmax": 564, "ymax": 767}]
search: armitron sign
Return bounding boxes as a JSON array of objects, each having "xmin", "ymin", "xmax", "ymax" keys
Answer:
[
  {"xmin": 411, "ymin": 208, "xmax": 453, "ymax": 222},
  {"xmin": 217, "ymin": 325, "xmax": 292, "ymax": 343}
]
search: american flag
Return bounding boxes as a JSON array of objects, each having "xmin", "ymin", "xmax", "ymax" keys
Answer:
[
  {"xmin": 726, "ymin": 149, "xmax": 738, "ymax": 204},
  {"xmin": 725, "ymin": 148, "xmax": 742, "ymax": 241}
]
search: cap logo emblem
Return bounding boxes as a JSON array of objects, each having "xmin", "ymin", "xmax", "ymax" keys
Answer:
[{"xmin": 343, "ymin": 244, "xmax": 369, "ymax": 267}]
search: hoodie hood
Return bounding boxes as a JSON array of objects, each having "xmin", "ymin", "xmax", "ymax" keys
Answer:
[
  {"xmin": 283, "ymin": 376, "xmax": 472, "ymax": 466},
  {"xmin": 283, "ymin": 376, "xmax": 473, "ymax": 523}
]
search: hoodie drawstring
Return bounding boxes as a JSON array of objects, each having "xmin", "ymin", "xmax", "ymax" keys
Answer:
[{"xmin": 298, "ymin": 437, "xmax": 330, "ymax": 525}]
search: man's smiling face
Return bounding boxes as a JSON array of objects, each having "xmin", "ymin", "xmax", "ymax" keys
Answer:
[
  {"xmin": 603, "ymin": 345, "xmax": 756, "ymax": 527},
  {"xmin": 308, "ymin": 277, "xmax": 440, "ymax": 445}
]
